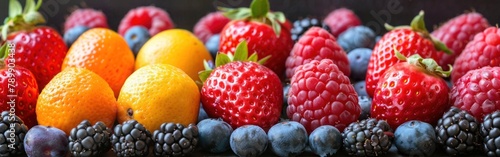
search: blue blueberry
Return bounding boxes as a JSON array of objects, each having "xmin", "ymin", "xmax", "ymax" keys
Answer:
[
  {"xmin": 205, "ymin": 34, "xmax": 220, "ymax": 59},
  {"xmin": 308, "ymin": 125, "xmax": 342, "ymax": 157},
  {"xmin": 358, "ymin": 96, "xmax": 372, "ymax": 120},
  {"xmin": 337, "ymin": 26, "xmax": 376, "ymax": 52},
  {"xmin": 124, "ymin": 26, "xmax": 151, "ymax": 57},
  {"xmin": 394, "ymin": 120, "xmax": 437, "ymax": 156},
  {"xmin": 446, "ymin": 80, "xmax": 453, "ymax": 89},
  {"xmin": 197, "ymin": 119, "xmax": 233, "ymax": 153},
  {"xmin": 63, "ymin": 25, "xmax": 90, "ymax": 47},
  {"xmin": 348, "ymin": 48, "xmax": 372, "ymax": 81},
  {"xmin": 268, "ymin": 121, "xmax": 308, "ymax": 157},
  {"xmin": 282, "ymin": 83, "xmax": 290, "ymax": 119},
  {"xmin": 230, "ymin": 125, "xmax": 268, "ymax": 157},
  {"xmin": 353, "ymin": 81, "xmax": 369, "ymax": 97},
  {"xmin": 375, "ymin": 35, "xmax": 382, "ymax": 43},
  {"xmin": 198, "ymin": 103, "xmax": 209, "ymax": 123}
]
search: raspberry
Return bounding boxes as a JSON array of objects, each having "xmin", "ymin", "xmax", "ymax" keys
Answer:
[
  {"xmin": 323, "ymin": 8, "xmax": 361, "ymax": 37},
  {"xmin": 193, "ymin": 12, "xmax": 231, "ymax": 43},
  {"xmin": 285, "ymin": 27, "xmax": 350, "ymax": 79},
  {"xmin": 287, "ymin": 59, "xmax": 360, "ymax": 133},
  {"xmin": 64, "ymin": 8, "xmax": 108, "ymax": 33},
  {"xmin": 118, "ymin": 6, "xmax": 174, "ymax": 36}
]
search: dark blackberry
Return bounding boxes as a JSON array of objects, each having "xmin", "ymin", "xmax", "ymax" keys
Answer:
[
  {"xmin": 435, "ymin": 107, "xmax": 481, "ymax": 156},
  {"xmin": 153, "ymin": 123, "xmax": 199, "ymax": 156},
  {"xmin": 68, "ymin": 120, "xmax": 112, "ymax": 156},
  {"xmin": 481, "ymin": 111, "xmax": 500, "ymax": 157},
  {"xmin": 342, "ymin": 118, "xmax": 393, "ymax": 156},
  {"xmin": 111, "ymin": 120, "xmax": 152, "ymax": 157},
  {"xmin": 291, "ymin": 17, "xmax": 330, "ymax": 42},
  {"xmin": 0, "ymin": 111, "xmax": 28, "ymax": 156}
]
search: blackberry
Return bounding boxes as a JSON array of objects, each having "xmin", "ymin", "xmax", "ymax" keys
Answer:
[
  {"xmin": 291, "ymin": 17, "xmax": 330, "ymax": 42},
  {"xmin": 68, "ymin": 120, "xmax": 112, "ymax": 156},
  {"xmin": 0, "ymin": 111, "xmax": 28, "ymax": 156},
  {"xmin": 435, "ymin": 107, "xmax": 481, "ymax": 156},
  {"xmin": 481, "ymin": 111, "xmax": 500, "ymax": 157},
  {"xmin": 153, "ymin": 123, "xmax": 199, "ymax": 156},
  {"xmin": 342, "ymin": 118, "xmax": 393, "ymax": 156},
  {"xmin": 111, "ymin": 120, "xmax": 152, "ymax": 157}
]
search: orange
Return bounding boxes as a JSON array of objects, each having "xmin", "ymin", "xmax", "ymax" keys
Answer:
[
  {"xmin": 117, "ymin": 64, "xmax": 200, "ymax": 131},
  {"xmin": 135, "ymin": 29, "xmax": 212, "ymax": 82},
  {"xmin": 62, "ymin": 28, "xmax": 135, "ymax": 98},
  {"xmin": 36, "ymin": 68, "xmax": 117, "ymax": 135}
]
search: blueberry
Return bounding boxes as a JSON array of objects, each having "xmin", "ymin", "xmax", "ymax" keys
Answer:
[
  {"xmin": 348, "ymin": 48, "xmax": 372, "ymax": 81},
  {"xmin": 268, "ymin": 121, "xmax": 308, "ymax": 157},
  {"xmin": 394, "ymin": 120, "xmax": 437, "ymax": 156},
  {"xmin": 197, "ymin": 119, "xmax": 233, "ymax": 153},
  {"xmin": 124, "ymin": 26, "xmax": 151, "ymax": 57},
  {"xmin": 446, "ymin": 80, "xmax": 453, "ymax": 89},
  {"xmin": 337, "ymin": 26, "xmax": 376, "ymax": 52},
  {"xmin": 358, "ymin": 96, "xmax": 372, "ymax": 120},
  {"xmin": 308, "ymin": 125, "xmax": 342, "ymax": 157},
  {"xmin": 375, "ymin": 36, "xmax": 382, "ymax": 43},
  {"xmin": 64, "ymin": 25, "xmax": 90, "ymax": 47},
  {"xmin": 205, "ymin": 34, "xmax": 220, "ymax": 59},
  {"xmin": 230, "ymin": 125, "xmax": 268, "ymax": 157},
  {"xmin": 198, "ymin": 103, "xmax": 209, "ymax": 123},
  {"xmin": 353, "ymin": 81, "xmax": 369, "ymax": 97},
  {"xmin": 282, "ymin": 83, "xmax": 290, "ymax": 119}
]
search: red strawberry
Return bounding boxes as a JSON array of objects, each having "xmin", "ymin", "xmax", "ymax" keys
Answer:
[
  {"xmin": 365, "ymin": 11, "xmax": 451, "ymax": 97},
  {"xmin": 200, "ymin": 41, "xmax": 283, "ymax": 131},
  {"xmin": 323, "ymin": 8, "xmax": 361, "ymax": 37},
  {"xmin": 451, "ymin": 66, "xmax": 500, "ymax": 122},
  {"xmin": 118, "ymin": 6, "xmax": 174, "ymax": 36},
  {"xmin": 372, "ymin": 52, "xmax": 451, "ymax": 129},
  {"xmin": 193, "ymin": 11, "xmax": 231, "ymax": 43},
  {"xmin": 287, "ymin": 59, "xmax": 359, "ymax": 133},
  {"xmin": 64, "ymin": 8, "xmax": 109, "ymax": 33},
  {"xmin": 2, "ymin": 0, "xmax": 68, "ymax": 91},
  {"xmin": 451, "ymin": 27, "xmax": 500, "ymax": 83},
  {"xmin": 432, "ymin": 12, "xmax": 490, "ymax": 70},
  {"xmin": 219, "ymin": 0, "xmax": 293, "ymax": 79},
  {"xmin": 285, "ymin": 27, "xmax": 350, "ymax": 80}
]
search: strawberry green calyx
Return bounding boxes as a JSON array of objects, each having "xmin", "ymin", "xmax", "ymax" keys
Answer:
[
  {"xmin": 395, "ymin": 49, "xmax": 452, "ymax": 78},
  {"xmin": 0, "ymin": 44, "xmax": 7, "ymax": 68},
  {"xmin": 1, "ymin": 0, "xmax": 45, "ymax": 40},
  {"xmin": 219, "ymin": 0, "xmax": 286, "ymax": 36},
  {"xmin": 198, "ymin": 40, "xmax": 271, "ymax": 82},
  {"xmin": 385, "ymin": 11, "xmax": 453, "ymax": 55}
]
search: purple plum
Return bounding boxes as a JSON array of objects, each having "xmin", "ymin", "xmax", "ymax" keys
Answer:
[{"xmin": 24, "ymin": 125, "xmax": 69, "ymax": 157}]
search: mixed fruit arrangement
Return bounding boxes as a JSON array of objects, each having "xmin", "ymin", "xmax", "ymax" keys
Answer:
[{"xmin": 0, "ymin": 0, "xmax": 499, "ymax": 156}]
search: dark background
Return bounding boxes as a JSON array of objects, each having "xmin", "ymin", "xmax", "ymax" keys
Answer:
[{"xmin": 0, "ymin": 0, "xmax": 499, "ymax": 35}]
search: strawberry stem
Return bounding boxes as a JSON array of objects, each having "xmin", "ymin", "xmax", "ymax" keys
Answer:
[
  {"xmin": 394, "ymin": 48, "xmax": 452, "ymax": 78},
  {"xmin": 1, "ymin": 0, "xmax": 45, "ymax": 40}
]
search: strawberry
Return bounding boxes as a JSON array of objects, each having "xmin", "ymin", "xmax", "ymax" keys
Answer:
[
  {"xmin": 118, "ymin": 6, "xmax": 174, "ymax": 36},
  {"xmin": 219, "ymin": 0, "xmax": 293, "ymax": 79},
  {"xmin": 323, "ymin": 8, "xmax": 361, "ymax": 37},
  {"xmin": 365, "ymin": 11, "xmax": 451, "ymax": 97},
  {"xmin": 193, "ymin": 11, "xmax": 230, "ymax": 43},
  {"xmin": 431, "ymin": 12, "xmax": 490, "ymax": 71},
  {"xmin": 1, "ymin": 0, "xmax": 68, "ymax": 91},
  {"xmin": 64, "ymin": 8, "xmax": 109, "ymax": 33},
  {"xmin": 0, "ymin": 44, "xmax": 39, "ymax": 128},
  {"xmin": 372, "ymin": 52, "xmax": 451, "ymax": 129},
  {"xmin": 285, "ymin": 27, "xmax": 350, "ymax": 80},
  {"xmin": 199, "ymin": 41, "xmax": 282, "ymax": 131},
  {"xmin": 451, "ymin": 27, "xmax": 500, "ymax": 84},
  {"xmin": 287, "ymin": 59, "xmax": 359, "ymax": 133},
  {"xmin": 451, "ymin": 66, "xmax": 500, "ymax": 122}
]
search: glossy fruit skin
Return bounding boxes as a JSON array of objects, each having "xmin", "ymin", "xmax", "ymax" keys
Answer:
[
  {"xmin": 337, "ymin": 26, "xmax": 376, "ymax": 52},
  {"xmin": 193, "ymin": 11, "xmax": 231, "ymax": 43},
  {"xmin": 480, "ymin": 111, "xmax": 500, "ymax": 157},
  {"xmin": 394, "ymin": 120, "xmax": 436, "ymax": 156},
  {"xmin": 5, "ymin": 26, "xmax": 68, "ymax": 91},
  {"xmin": 451, "ymin": 66, "xmax": 500, "ymax": 122},
  {"xmin": 0, "ymin": 111, "xmax": 29, "ymax": 156},
  {"xmin": 432, "ymin": 12, "xmax": 489, "ymax": 71},
  {"xmin": 63, "ymin": 25, "xmax": 90, "ymax": 47},
  {"xmin": 267, "ymin": 121, "xmax": 308, "ymax": 157},
  {"xmin": 201, "ymin": 61, "xmax": 283, "ymax": 131},
  {"xmin": 24, "ymin": 125, "xmax": 68, "ymax": 157},
  {"xmin": 64, "ymin": 8, "xmax": 108, "ymax": 33},
  {"xmin": 452, "ymin": 27, "xmax": 500, "ymax": 83},
  {"xmin": 229, "ymin": 125, "xmax": 268, "ymax": 157},
  {"xmin": 358, "ymin": 96, "xmax": 372, "ymax": 121},
  {"xmin": 290, "ymin": 17, "xmax": 330, "ymax": 42},
  {"xmin": 220, "ymin": 20, "xmax": 293, "ymax": 78},
  {"xmin": 347, "ymin": 48, "xmax": 372, "ymax": 81},
  {"xmin": 0, "ymin": 66, "xmax": 38, "ymax": 128},
  {"xmin": 205, "ymin": 34, "xmax": 220, "ymax": 59},
  {"xmin": 342, "ymin": 118, "xmax": 393, "ymax": 156},
  {"xmin": 285, "ymin": 27, "xmax": 350, "ymax": 79},
  {"xmin": 287, "ymin": 59, "xmax": 360, "ymax": 133},
  {"xmin": 124, "ymin": 26, "xmax": 151, "ymax": 56},
  {"xmin": 353, "ymin": 81, "xmax": 369, "ymax": 97},
  {"xmin": 435, "ymin": 107, "xmax": 481, "ymax": 156},
  {"xmin": 323, "ymin": 8, "xmax": 361, "ymax": 37},
  {"xmin": 308, "ymin": 125, "xmax": 342, "ymax": 157},
  {"xmin": 372, "ymin": 62, "xmax": 450, "ymax": 129},
  {"xmin": 366, "ymin": 28, "xmax": 440, "ymax": 97},
  {"xmin": 118, "ymin": 6, "xmax": 174, "ymax": 36},
  {"xmin": 197, "ymin": 119, "xmax": 233, "ymax": 153}
]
